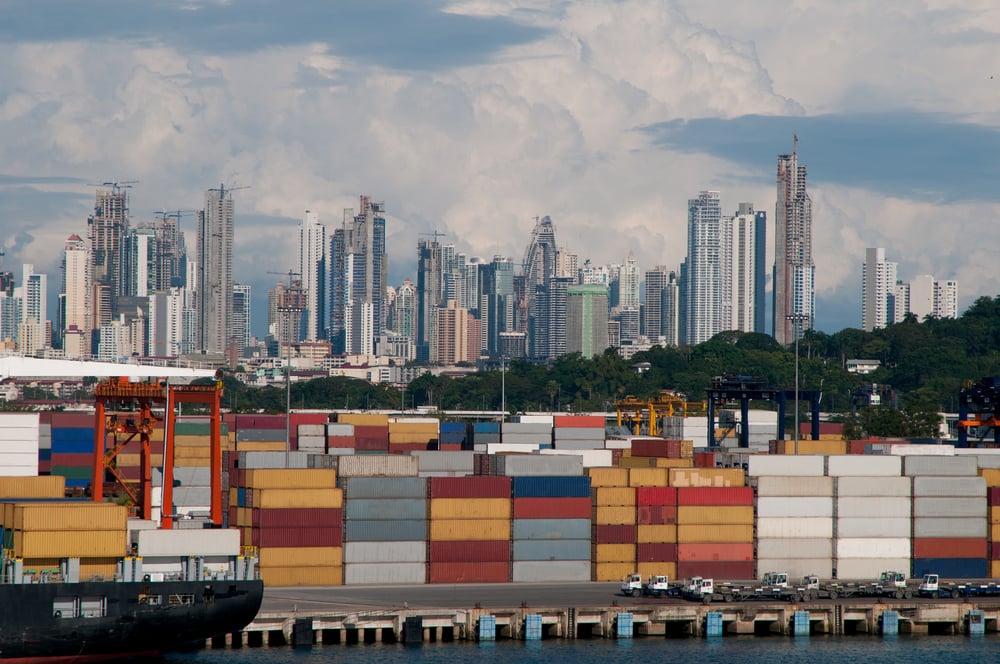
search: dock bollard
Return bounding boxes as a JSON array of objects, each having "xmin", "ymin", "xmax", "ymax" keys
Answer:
[
  {"xmin": 881, "ymin": 611, "xmax": 899, "ymax": 636},
  {"xmin": 615, "ymin": 613, "xmax": 633, "ymax": 639}
]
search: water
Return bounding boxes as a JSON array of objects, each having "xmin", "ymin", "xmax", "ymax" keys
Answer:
[{"xmin": 164, "ymin": 635, "xmax": 999, "ymax": 664}]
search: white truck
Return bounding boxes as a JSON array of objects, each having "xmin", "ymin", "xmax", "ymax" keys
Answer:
[
  {"xmin": 621, "ymin": 573, "xmax": 643, "ymax": 597},
  {"xmin": 620, "ymin": 574, "xmax": 681, "ymax": 597},
  {"xmin": 918, "ymin": 573, "xmax": 959, "ymax": 599}
]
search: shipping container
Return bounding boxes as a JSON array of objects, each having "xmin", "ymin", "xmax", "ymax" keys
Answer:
[
  {"xmin": 15, "ymin": 530, "xmax": 125, "ymax": 559},
  {"xmin": 913, "ymin": 477, "xmax": 987, "ymax": 498},
  {"xmin": 246, "ymin": 468, "xmax": 338, "ymax": 490},
  {"xmin": 430, "ymin": 498, "xmax": 510, "ymax": 520},
  {"xmin": 0, "ymin": 476, "xmax": 65, "ymax": 498},
  {"xmin": 835, "ymin": 517, "xmax": 912, "ymax": 538},
  {"xmin": 428, "ymin": 561, "xmax": 509, "ymax": 584},
  {"xmin": 10, "ymin": 503, "xmax": 125, "ymax": 531},
  {"xmin": 747, "ymin": 456, "xmax": 825, "ymax": 477},
  {"xmin": 755, "ymin": 476, "xmax": 834, "ymax": 497},
  {"xmin": 636, "ymin": 543, "xmax": 677, "ymax": 562},
  {"xmin": 626, "ymin": 468, "xmax": 668, "ymax": 488},
  {"xmin": 668, "ymin": 468, "xmax": 745, "ymax": 488},
  {"xmin": 552, "ymin": 415, "xmax": 605, "ymax": 428},
  {"xmin": 676, "ymin": 561, "xmax": 755, "ymax": 580},
  {"xmin": 345, "ymin": 519, "xmax": 428, "ymax": 542},
  {"xmin": 911, "ymin": 558, "xmax": 987, "ymax": 579},
  {"xmin": 913, "ymin": 518, "xmax": 987, "ymax": 538},
  {"xmin": 653, "ymin": 458, "xmax": 695, "ymax": 469},
  {"xmin": 593, "ymin": 505, "xmax": 637, "ymax": 526},
  {"xmin": 428, "ymin": 540, "xmax": 510, "ymax": 563},
  {"xmin": 676, "ymin": 487, "xmax": 753, "ymax": 506},
  {"xmin": 512, "ymin": 519, "xmax": 591, "ymax": 541},
  {"xmin": 678, "ymin": 542, "xmax": 753, "ymax": 562},
  {"xmin": 593, "ymin": 525, "xmax": 637, "ymax": 544},
  {"xmin": 346, "ymin": 498, "xmax": 427, "ymax": 521},
  {"xmin": 261, "ymin": 566, "xmax": 343, "ymax": 587},
  {"xmin": 912, "ymin": 537, "xmax": 986, "ymax": 559},
  {"xmin": 903, "ymin": 456, "xmax": 977, "ymax": 477},
  {"xmin": 755, "ymin": 558, "xmax": 833, "ymax": 580},
  {"xmin": 501, "ymin": 456, "xmax": 583, "ymax": 478},
  {"xmin": 252, "ymin": 508, "xmax": 342, "ymax": 529},
  {"xmin": 593, "ymin": 543, "xmax": 636, "ymax": 563},
  {"xmin": 637, "ymin": 561, "xmax": 677, "ymax": 578},
  {"xmin": 587, "ymin": 468, "xmax": 630, "ymax": 488},
  {"xmin": 636, "ymin": 505, "xmax": 677, "ymax": 525},
  {"xmin": 344, "ymin": 541, "xmax": 426, "ymax": 564},
  {"xmin": 835, "ymin": 476, "xmax": 912, "ymax": 497},
  {"xmin": 636, "ymin": 487, "xmax": 677, "ymax": 506},
  {"xmin": 134, "ymin": 529, "xmax": 240, "ymax": 556},
  {"xmin": 676, "ymin": 524, "xmax": 752, "ymax": 543},
  {"xmin": 511, "ymin": 560, "xmax": 590, "ymax": 582},
  {"xmin": 592, "ymin": 487, "xmax": 637, "ymax": 506},
  {"xmin": 409, "ymin": 451, "xmax": 475, "ymax": 473},
  {"xmin": 630, "ymin": 439, "xmax": 682, "ymax": 458},
  {"xmin": 252, "ymin": 488, "xmax": 343, "ymax": 509},
  {"xmin": 428, "ymin": 519, "xmax": 510, "ymax": 541},
  {"xmin": 510, "ymin": 476, "xmax": 591, "ymax": 498},
  {"xmin": 756, "ymin": 497, "xmax": 832, "ymax": 518},
  {"xmin": 513, "ymin": 497, "xmax": 589, "ymax": 519},
  {"xmin": 834, "ymin": 558, "xmax": 911, "ymax": 581},
  {"xmin": 914, "ymin": 497, "xmax": 986, "ymax": 518},
  {"xmin": 339, "ymin": 478, "xmax": 427, "ymax": 500},
  {"xmin": 344, "ymin": 562, "xmax": 426, "ymax": 585},
  {"xmin": 756, "ymin": 517, "xmax": 833, "ymax": 539},
  {"xmin": 825, "ymin": 455, "xmax": 901, "ymax": 476},
  {"xmin": 428, "ymin": 476, "xmax": 511, "ymax": 499},
  {"xmin": 337, "ymin": 455, "xmax": 417, "ymax": 478},
  {"xmin": 593, "ymin": 561, "xmax": 637, "ymax": 582},
  {"xmin": 338, "ymin": 414, "xmax": 390, "ymax": 427},
  {"xmin": 835, "ymin": 538, "xmax": 911, "ymax": 559},
  {"xmin": 837, "ymin": 497, "xmax": 912, "ymax": 519},
  {"xmin": 676, "ymin": 506, "xmax": 754, "ymax": 525},
  {"xmin": 259, "ymin": 546, "xmax": 343, "ymax": 568},
  {"xmin": 757, "ymin": 539, "xmax": 833, "ymax": 559}
]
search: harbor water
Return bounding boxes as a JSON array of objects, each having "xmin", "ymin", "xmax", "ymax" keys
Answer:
[{"xmin": 166, "ymin": 635, "xmax": 999, "ymax": 664}]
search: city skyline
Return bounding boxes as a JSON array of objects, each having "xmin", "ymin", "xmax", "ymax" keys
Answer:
[{"xmin": 0, "ymin": 2, "xmax": 997, "ymax": 339}]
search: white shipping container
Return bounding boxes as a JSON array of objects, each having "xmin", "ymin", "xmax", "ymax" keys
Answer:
[
  {"xmin": 835, "ymin": 557, "xmax": 912, "ymax": 581},
  {"xmin": 326, "ymin": 423, "xmax": 355, "ymax": 436},
  {"xmin": 0, "ymin": 413, "xmax": 40, "ymax": 427},
  {"xmin": 835, "ymin": 476, "xmax": 912, "ymax": 497},
  {"xmin": 958, "ymin": 453, "xmax": 1000, "ymax": 469},
  {"xmin": 748, "ymin": 455, "xmax": 825, "ymax": 477},
  {"xmin": 904, "ymin": 456, "xmax": 976, "ymax": 476},
  {"xmin": 913, "ymin": 497, "xmax": 986, "ymax": 518},
  {"xmin": 501, "ymin": 423, "xmax": 553, "ymax": 435},
  {"xmin": 135, "ymin": 528, "xmax": 240, "ymax": 557},
  {"xmin": 126, "ymin": 519, "xmax": 158, "ymax": 533},
  {"xmin": 497, "ymin": 435, "xmax": 549, "ymax": 446},
  {"xmin": 513, "ymin": 415, "xmax": 555, "ymax": 425},
  {"xmin": 826, "ymin": 455, "xmax": 901, "ymax": 477},
  {"xmin": 891, "ymin": 444, "xmax": 955, "ymax": 457},
  {"xmin": 602, "ymin": 439, "xmax": 632, "ymax": 450},
  {"xmin": 756, "ymin": 558, "xmax": 833, "ymax": 580},
  {"xmin": 837, "ymin": 497, "xmax": 911, "ymax": 519},
  {"xmin": 756, "ymin": 538, "xmax": 833, "ymax": 559},
  {"xmin": 0, "ymin": 465, "xmax": 37, "ymax": 476},
  {"xmin": 757, "ymin": 497, "xmax": 833, "ymax": 518},
  {"xmin": 836, "ymin": 517, "xmax": 912, "ymax": 538},
  {"xmin": 297, "ymin": 424, "xmax": 326, "ymax": 436},
  {"xmin": 512, "ymin": 560, "xmax": 591, "ymax": 583},
  {"xmin": 344, "ymin": 562, "xmax": 427, "ymax": 585},
  {"xmin": 538, "ymin": 448, "xmax": 614, "ymax": 467},
  {"xmin": 755, "ymin": 476, "xmax": 833, "ymax": 497},
  {"xmin": 499, "ymin": 454, "xmax": 583, "ymax": 477},
  {"xmin": 297, "ymin": 437, "xmax": 327, "ymax": 451},
  {"xmin": 337, "ymin": 455, "xmax": 418, "ymax": 478},
  {"xmin": 344, "ymin": 541, "xmax": 426, "ymax": 564},
  {"xmin": 487, "ymin": 443, "xmax": 541, "ymax": 454},
  {"xmin": 836, "ymin": 538, "xmax": 911, "ymax": 559},
  {"xmin": 913, "ymin": 476, "xmax": 986, "ymax": 497},
  {"xmin": 913, "ymin": 518, "xmax": 987, "ymax": 538},
  {"xmin": 410, "ymin": 451, "xmax": 475, "ymax": 472},
  {"xmin": 757, "ymin": 517, "xmax": 833, "ymax": 539}
]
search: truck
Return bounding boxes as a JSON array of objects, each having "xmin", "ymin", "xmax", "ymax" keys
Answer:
[
  {"xmin": 876, "ymin": 571, "xmax": 913, "ymax": 599},
  {"xmin": 620, "ymin": 574, "xmax": 682, "ymax": 598},
  {"xmin": 918, "ymin": 573, "xmax": 960, "ymax": 599},
  {"xmin": 621, "ymin": 573, "xmax": 643, "ymax": 597}
]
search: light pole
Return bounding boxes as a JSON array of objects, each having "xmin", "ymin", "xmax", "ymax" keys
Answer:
[
  {"xmin": 500, "ymin": 356, "xmax": 507, "ymax": 422},
  {"xmin": 786, "ymin": 313, "xmax": 809, "ymax": 454}
]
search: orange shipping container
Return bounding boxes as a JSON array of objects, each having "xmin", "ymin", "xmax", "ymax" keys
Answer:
[
  {"xmin": 14, "ymin": 503, "xmax": 127, "ymax": 531},
  {"xmin": 637, "ymin": 561, "xmax": 677, "ymax": 579},
  {"xmin": 592, "ymin": 487, "xmax": 636, "ymax": 506},
  {"xmin": 15, "ymin": 530, "xmax": 126, "ymax": 559},
  {"xmin": 593, "ymin": 544, "xmax": 636, "ymax": 563},
  {"xmin": 991, "ymin": 508, "xmax": 1000, "ymax": 525},
  {"xmin": 338, "ymin": 413, "xmax": 390, "ymax": 427},
  {"xmin": 259, "ymin": 546, "xmax": 343, "ymax": 567},
  {"xmin": 669, "ymin": 468, "xmax": 745, "ymax": 488},
  {"xmin": 593, "ymin": 505, "xmax": 637, "ymax": 526},
  {"xmin": 678, "ymin": 542, "xmax": 754, "ymax": 562},
  {"xmin": 980, "ymin": 469, "xmax": 1000, "ymax": 487},
  {"xmin": 637, "ymin": 525, "xmax": 677, "ymax": 543},
  {"xmin": 252, "ymin": 488, "xmax": 343, "ymax": 509},
  {"xmin": 678, "ymin": 524, "xmax": 754, "ymax": 543},
  {"xmin": 261, "ymin": 566, "xmax": 343, "ymax": 586},
  {"xmin": 654, "ymin": 458, "xmax": 694, "ymax": 469},
  {"xmin": 993, "ymin": 561, "xmax": 1000, "ymax": 578},
  {"xmin": 991, "ymin": 524, "xmax": 1000, "ymax": 541},
  {"xmin": 617, "ymin": 456, "xmax": 655, "ymax": 468},
  {"xmin": 388, "ymin": 433, "xmax": 437, "ymax": 444},
  {"xmin": 237, "ymin": 442, "xmax": 288, "ymax": 452},
  {"xmin": 430, "ymin": 498, "xmax": 510, "ymax": 520},
  {"xmin": 246, "ymin": 468, "xmax": 337, "ymax": 489},
  {"xmin": 0, "ymin": 476, "xmax": 65, "ymax": 499},
  {"xmin": 628, "ymin": 468, "xmax": 669, "ymax": 487},
  {"xmin": 429, "ymin": 519, "xmax": 511, "ymax": 541},
  {"xmin": 676, "ymin": 506, "xmax": 754, "ymax": 525},
  {"xmin": 588, "ymin": 468, "xmax": 629, "ymax": 487},
  {"xmin": 593, "ymin": 561, "xmax": 636, "ymax": 582}
]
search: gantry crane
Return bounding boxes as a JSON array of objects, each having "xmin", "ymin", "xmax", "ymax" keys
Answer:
[
  {"xmin": 957, "ymin": 378, "xmax": 1000, "ymax": 447},
  {"xmin": 615, "ymin": 390, "xmax": 707, "ymax": 436}
]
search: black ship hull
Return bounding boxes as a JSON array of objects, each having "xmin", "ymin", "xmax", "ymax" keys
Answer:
[{"xmin": 0, "ymin": 579, "xmax": 263, "ymax": 662}]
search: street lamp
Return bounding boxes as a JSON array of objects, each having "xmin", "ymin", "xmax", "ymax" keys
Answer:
[
  {"xmin": 500, "ymin": 356, "xmax": 507, "ymax": 422},
  {"xmin": 786, "ymin": 313, "xmax": 810, "ymax": 454}
]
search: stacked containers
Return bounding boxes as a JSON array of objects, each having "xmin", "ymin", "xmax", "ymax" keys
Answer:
[
  {"xmin": 590, "ymin": 467, "xmax": 636, "ymax": 581},
  {"xmin": 750, "ymin": 455, "xmax": 833, "ymax": 579},
  {"xmin": 511, "ymin": 475, "xmax": 592, "ymax": 582},
  {"xmin": 0, "ymin": 413, "xmax": 40, "ymax": 476},
  {"xmin": 552, "ymin": 415, "xmax": 606, "ymax": 450},
  {"xmin": 636, "ymin": 485, "xmax": 677, "ymax": 579},
  {"xmin": 675, "ymin": 468, "xmax": 753, "ymax": 580},
  {"xmin": 49, "ymin": 412, "xmax": 95, "ymax": 488},
  {"xmin": 428, "ymin": 476, "xmax": 511, "ymax": 583},
  {"xmin": 38, "ymin": 413, "xmax": 52, "ymax": 475},
  {"xmin": 438, "ymin": 422, "xmax": 466, "ymax": 451},
  {"xmin": 297, "ymin": 423, "xmax": 327, "ymax": 453},
  {"xmin": 326, "ymin": 422, "xmax": 355, "ymax": 451},
  {"xmin": 234, "ymin": 468, "xmax": 343, "ymax": 586},
  {"xmin": 472, "ymin": 422, "xmax": 500, "ymax": 451},
  {"xmin": 829, "ymin": 455, "xmax": 911, "ymax": 580},
  {"xmin": 234, "ymin": 415, "xmax": 287, "ymax": 452},
  {"xmin": 342, "ymin": 476, "xmax": 427, "ymax": 585},
  {"xmin": 388, "ymin": 417, "xmax": 438, "ymax": 452},
  {"xmin": 907, "ymin": 455, "xmax": 987, "ymax": 578},
  {"xmin": 500, "ymin": 421, "xmax": 552, "ymax": 448},
  {"xmin": 340, "ymin": 414, "xmax": 389, "ymax": 453},
  {"xmin": 981, "ymin": 466, "xmax": 1000, "ymax": 577}
]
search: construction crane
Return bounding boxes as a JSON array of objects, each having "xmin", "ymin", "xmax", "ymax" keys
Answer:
[
  {"xmin": 268, "ymin": 269, "xmax": 302, "ymax": 284},
  {"xmin": 208, "ymin": 182, "xmax": 250, "ymax": 198},
  {"xmin": 419, "ymin": 230, "xmax": 447, "ymax": 242},
  {"xmin": 154, "ymin": 209, "xmax": 199, "ymax": 224},
  {"xmin": 88, "ymin": 180, "xmax": 139, "ymax": 195}
]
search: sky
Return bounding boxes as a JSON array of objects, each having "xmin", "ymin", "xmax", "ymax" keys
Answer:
[{"xmin": 2, "ymin": 0, "xmax": 999, "ymax": 338}]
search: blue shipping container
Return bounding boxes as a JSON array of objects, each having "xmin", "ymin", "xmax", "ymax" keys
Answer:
[
  {"xmin": 51, "ymin": 439, "xmax": 95, "ymax": 454},
  {"xmin": 511, "ymin": 476, "xmax": 592, "ymax": 498},
  {"xmin": 51, "ymin": 427, "xmax": 94, "ymax": 443},
  {"xmin": 440, "ymin": 423, "xmax": 465, "ymax": 433},
  {"xmin": 512, "ymin": 538, "xmax": 591, "ymax": 562},
  {"xmin": 345, "ymin": 519, "xmax": 428, "ymax": 542},
  {"xmin": 512, "ymin": 518, "xmax": 591, "ymax": 541},
  {"xmin": 474, "ymin": 423, "xmax": 500, "ymax": 433},
  {"xmin": 912, "ymin": 558, "xmax": 988, "ymax": 579}
]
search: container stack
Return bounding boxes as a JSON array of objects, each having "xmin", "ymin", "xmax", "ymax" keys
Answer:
[
  {"xmin": 38, "ymin": 413, "xmax": 52, "ymax": 475},
  {"xmin": 428, "ymin": 476, "xmax": 511, "ymax": 583},
  {"xmin": 500, "ymin": 421, "xmax": 552, "ymax": 449},
  {"xmin": 342, "ymin": 477, "xmax": 427, "ymax": 585},
  {"xmin": 829, "ymin": 455, "xmax": 911, "ymax": 580},
  {"xmin": 326, "ymin": 422, "xmax": 355, "ymax": 452},
  {"xmin": 0, "ymin": 413, "xmax": 39, "ymax": 477},
  {"xmin": 636, "ymin": 486, "xmax": 677, "ymax": 579},
  {"xmin": 472, "ymin": 422, "xmax": 500, "ymax": 451},
  {"xmin": 411, "ymin": 450, "xmax": 475, "ymax": 477},
  {"xmin": 751, "ymin": 455, "xmax": 833, "ymax": 578},
  {"xmin": 980, "ymin": 465, "xmax": 1000, "ymax": 577},
  {"xmin": 340, "ymin": 414, "xmax": 390, "ymax": 454},
  {"xmin": 232, "ymin": 468, "xmax": 342, "ymax": 586},
  {"xmin": 234, "ymin": 415, "xmax": 287, "ymax": 452},
  {"xmin": 49, "ymin": 412, "xmax": 95, "ymax": 489},
  {"xmin": 388, "ymin": 417, "xmax": 438, "ymax": 452},
  {"xmin": 629, "ymin": 438, "xmax": 694, "ymax": 470},
  {"xmin": 907, "ymin": 455, "xmax": 987, "ymax": 578},
  {"xmin": 438, "ymin": 422, "xmax": 467, "ymax": 451},
  {"xmin": 511, "ymin": 475, "xmax": 592, "ymax": 582},
  {"xmin": 133, "ymin": 528, "xmax": 242, "ymax": 580},
  {"xmin": 552, "ymin": 415, "xmax": 606, "ymax": 450},
  {"xmin": 296, "ymin": 423, "xmax": 327, "ymax": 453},
  {"xmin": 590, "ymin": 469, "xmax": 636, "ymax": 582},
  {"xmin": 676, "ymin": 485, "xmax": 754, "ymax": 580}
]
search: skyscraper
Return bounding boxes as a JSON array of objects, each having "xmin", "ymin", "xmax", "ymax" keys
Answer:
[
  {"xmin": 521, "ymin": 216, "xmax": 557, "ymax": 357},
  {"xmin": 566, "ymin": 284, "xmax": 609, "ymax": 358},
  {"xmin": 87, "ymin": 186, "xmax": 129, "ymax": 310},
  {"xmin": 299, "ymin": 210, "xmax": 327, "ymax": 341},
  {"xmin": 727, "ymin": 203, "xmax": 765, "ymax": 334},
  {"xmin": 685, "ymin": 190, "xmax": 723, "ymax": 345},
  {"xmin": 861, "ymin": 247, "xmax": 898, "ymax": 332},
  {"xmin": 61, "ymin": 234, "xmax": 91, "ymax": 358},
  {"xmin": 196, "ymin": 185, "xmax": 235, "ymax": 354},
  {"xmin": 773, "ymin": 135, "xmax": 815, "ymax": 344},
  {"xmin": 416, "ymin": 236, "xmax": 444, "ymax": 362},
  {"xmin": 480, "ymin": 256, "xmax": 515, "ymax": 356},
  {"xmin": 643, "ymin": 266, "xmax": 669, "ymax": 340},
  {"xmin": 231, "ymin": 284, "xmax": 252, "ymax": 352}
]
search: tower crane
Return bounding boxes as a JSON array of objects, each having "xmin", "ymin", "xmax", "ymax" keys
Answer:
[
  {"xmin": 268, "ymin": 269, "xmax": 302, "ymax": 284},
  {"xmin": 88, "ymin": 180, "xmax": 139, "ymax": 195},
  {"xmin": 154, "ymin": 209, "xmax": 199, "ymax": 223},
  {"xmin": 419, "ymin": 230, "xmax": 447, "ymax": 242},
  {"xmin": 208, "ymin": 183, "xmax": 250, "ymax": 198}
]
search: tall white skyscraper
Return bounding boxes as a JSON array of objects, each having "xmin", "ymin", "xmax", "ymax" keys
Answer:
[
  {"xmin": 935, "ymin": 280, "xmax": 959, "ymax": 319},
  {"xmin": 773, "ymin": 135, "xmax": 814, "ymax": 344},
  {"xmin": 686, "ymin": 191, "xmax": 723, "ymax": 345},
  {"xmin": 196, "ymin": 185, "xmax": 235, "ymax": 354},
  {"xmin": 62, "ymin": 234, "xmax": 91, "ymax": 357},
  {"xmin": 908, "ymin": 274, "xmax": 959, "ymax": 321},
  {"xmin": 299, "ymin": 210, "xmax": 326, "ymax": 341},
  {"xmin": 727, "ymin": 203, "xmax": 764, "ymax": 334},
  {"xmin": 232, "ymin": 284, "xmax": 252, "ymax": 351},
  {"xmin": 861, "ymin": 248, "xmax": 898, "ymax": 332},
  {"xmin": 21, "ymin": 264, "xmax": 46, "ymax": 328},
  {"xmin": 620, "ymin": 252, "xmax": 640, "ymax": 309}
]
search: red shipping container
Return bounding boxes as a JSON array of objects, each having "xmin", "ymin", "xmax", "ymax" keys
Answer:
[
  {"xmin": 388, "ymin": 442, "xmax": 434, "ymax": 451},
  {"xmin": 992, "ymin": 543, "xmax": 1000, "ymax": 561},
  {"xmin": 228, "ymin": 506, "xmax": 237, "ymax": 525},
  {"xmin": 593, "ymin": 525, "xmax": 637, "ymax": 544},
  {"xmin": 429, "ymin": 540, "xmax": 511, "ymax": 562},
  {"xmin": 611, "ymin": 449, "xmax": 624, "ymax": 465},
  {"xmin": 236, "ymin": 415, "xmax": 287, "ymax": 430},
  {"xmin": 694, "ymin": 452, "xmax": 716, "ymax": 468},
  {"xmin": 677, "ymin": 560, "xmax": 754, "ymax": 580},
  {"xmin": 354, "ymin": 425, "xmax": 389, "ymax": 439},
  {"xmin": 291, "ymin": 413, "xmax": 330, "ymax": 426},
  {"xmin": 637, "ymin": 543, "xmax": 678, "ymax": 562},
  {"xmin": 253, "ymin": 507, "xmax": 343, "ymax": 529},
  {"xmin": 631, "ymin": 439, "xmax": 678, "ymax": 458},
  {"xmin": 989, "ymin": 487, "xmax": 1000, "ymax": 507},
  {"xmin": 677, "ymin": 487, "xmax": 753, "ymax": 506},
  {"xmin": 429, "ymin": 476, "xmax": 511, "ymax": 499},
  {"xmin": 513, "ymin": 497, "xmax": 591, "ymax": 519},
  {"xmin": 553, "ymin": 415, "xmax": 605, "ymax": 428},
  {"xmin": 50, "ymin": 453, "xmax": 93, "ymax": 467},
  {"xmin": 637, "ymin": 505, "xmax": 677, "ymax": 525},
  {"xmin": 678, "ymin": 542, "xmax": 753, "ymax": 562},
  {"xmin": 355, "ymin": 437, "xmax": 389, "ymax": 451},
  {"xmin": 50, "ymin": 413, "xmax": 95, "ymax": 427},
  {"xmin": 253, "ymin": 526, "xmax": 342, "ymax": 548},
  {"xmin": 428, "ymin": 561, "xmax": 509, "ymax": 584},
  {"xmin": 637, "ymin": 487, "xmax": 677, "ymax": 506},
  {"xmin": 913, "ymin": 538, "xmax": 987, "ymax": 559},
  {"xmin": 326, "ymin": 436, "xmax": 355, "ymax": 449},
  {"xmin": 439, "ymin": 443, "xmax": 463, "ymax": 451}
]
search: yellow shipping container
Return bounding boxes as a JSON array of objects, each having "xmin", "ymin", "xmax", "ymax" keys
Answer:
[
  {"xmin": 992, "ymin": 523, "xmax": 1000, "ymax": 541},
  {"xmin": 15, "ymin": 530, "xmax": 126, "ymax": 559},
  {"xmin": 261, "ymin": 565, "xmax": 343, "ymax": 587},
  {"xmin": 429, "ymin": 519, "xmax": 511, "ymax": 541},
  {"xmin": 817, "ymin": 433, "xmax": 844, "ymax": 441},
  {"xmin": 388, "ymin": 423, "xmax": 439, "ymax": 434},
  {"xmin": 240, "ymin": 527, "xmax": 252, "ymax": 547},
  {"xmin": 628, "ymin": 468, "xmax": 669, "ymax": 488},
  {"xmin": 678, "ymin": 524, "xmax": 754, "ymax": 543},
  {"xmin": 387, "ymin": 433, "xmax": 436, "ymax": 444},
  {"xmin": 669, "ymin": 468, "xmax": 745, "ymax": 488},
  {"xmin": 980, "ymin": 469, "xmax": 1000, "ymax": 487},
  {"xmin": 430, "ymin": 498, "xmax": 510, "ymax": 520},
  {"xmin": 0, "ymin": 476, "xmax": 65, "ymax": 499},
  {"xmin": 593, "ymin": 543, "xmax": 636, "ymax": 563},
  {"xmin": 587, "ymin": 468, "xmax": 629, "ymax": 487},
  {"xmin": 21, "ymin": 558, "xmax": 60, "ymax": 571},
  {"xmin": 593, "ymin": 561, "xmax": 636, "ymax": 582},
  {"xmin": 593, "ymin": 505, "xmax": 637, "ymax": 526},
  {"xmin": 14, "ymin": 503, "xmax": 127, "ymax": 531},
  {"xmin": 115, "ymin": 453, "xmax": 165, "ymax": 467},
  {"xmin": 616, "ymin": 456, "xmax": 655, "ymax": 468},
  {"xmin": 79, "ymin": 558, "xmax": 119, "ymax": 579},
  {"xmin": 246, "ymin": 468, "xmax": 337, "ymax": 489},
  {"xmin": 174, "ymin": 458, "xmax": 208, "ymax": 468},
  {"xmin": 637, "ymin": 525, "xmax": 677, "ymax": 543},
  {"xmin": 173, "ymin": 435, "xmax": 209, "ymax": 447},
  {"xmin": 592, "ymin": 487, "xmax": 636, "ymax": 506},
  {"xmin": 237, "ymin": 442, "xmax": 288, "ymax": 452},
  {"xmin": 259, "ymin": 546, "xmax": 343, "ymax": 568},
  {"xmin": 680, "ymin": 440, "xmax": 694, "ymax": 458},
  {"xmin": 252, "ymin": 488, "xmax": 343, "ymax": 509},
  {"xmin": 991, "ymin": 507, "xmax": 1000, "ymax": 525},
  {"xmin": 173, "ymin": 446, "xmax": 210, "ymax": 459},
  {"xmin": 338, "ymin": 413, "xmax": 389, "ymax": 427},
  {"xmin": 653, "ymin": 458, "xmax": 694, "ymax": 469},
  {"xmin": 993, "ymin": 561, "xmax": 1000, "ymax": 579},
  {"xmin": 676, "ymin": 506, "xmax": 754, "ymax": 525},
  {"xmin": 637, "ymin": 562, "xmax": 677, "ymax": 579}
]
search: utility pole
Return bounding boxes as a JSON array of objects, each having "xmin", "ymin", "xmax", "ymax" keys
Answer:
[{"xmin": 786, "ymin": 313, "xmax": 810, "ymax": 455}]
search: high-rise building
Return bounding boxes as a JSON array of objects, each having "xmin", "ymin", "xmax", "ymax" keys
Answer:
[
  {"xmin": 644, "ymin": 266, "xmax": 669, "ymax": 340},
  {"xmin": 462, "ymin": 256, "xmax": 484, "ymax": 315},
  {"xmin": 727, "ymin": 203, "xmax": 765, "ymax": 334},
  {"xmin": 329, "ymin": 196, "xmax": 387, "ymax": 355},
  {"xmin": 861, "ymin": 248, "xmax": 898, "ymax": 332},
  {"xmin": 436, "ymin": 300, "xmax": 479, "ymax": 365},
  {"xmin": 935, "ymin": 280, "xmax": 959, "ymax": 319},
  {"xmin": 196, "ymin": 185, "xmax": 235, "ymax": 354},
  {"xmin": 61, "ymin": 234, "xmax": 91, "ymax": 357},
  {"xmin": 269, "ymin": 279, "xmax": 306, "ymax": 347},
  {"xmin": 566, "ymin": 284, "xmax": 609, "ymax": 358},
  {"xmin": 149, "ymin": 287, "xmax": 186, "ymax": 357},
  {"xmin": 20, "ymin": 265, "xmax": 47, "ymax": 349},
  {"xmin": 521, "ymin": 216, "xmax": 558, "ymax": 357},
  {"xmin": 773, "ymin": 135, "xmax": 814, "ymax": 344},
  {"xmin": 124, "ymin": 226, "xmax": 157, "ymax": 298},
  {"xmin": 661, "ymin": 272, "xmax": 680, "ymax": 346},
  {"xmin": 153, "ymin": 212, "xmax": 188, "ymax": 290},
  {"xmin": 87, "ymin": 186, "xmax": 129, "ymax": 312},
  {"xmin": 620, "ymin": 252, "xmax": 640, "ymax": 310},
  {"xmin": 685, "ymin": 191, "xmax": 723, "ymax": 345},
  {"xmin": 231, "ymin": 284, "xmax": 252, "ymax": 352},
  {"xmin": 416, "ymin": 236, "xmax": 444, "ymax": 362},
  {"xmin": 388, "ymin": 279, "xmax": 417, "ymax": 341},
  {"xmin": 299, "ymin": 211, "xmax": 326, "ymax": 341},
  {"xmin": 908, "ymin": 274, "xmax": 958, "ymax": 321},
  {"xmin": 480, "ymin": 256, "xmax": 515, "ymax": 356}
]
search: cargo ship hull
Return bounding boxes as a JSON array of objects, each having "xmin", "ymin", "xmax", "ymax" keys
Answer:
[{"xmin": 0, "ymin": 579, "xmax": 263, "ymax": 661}]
